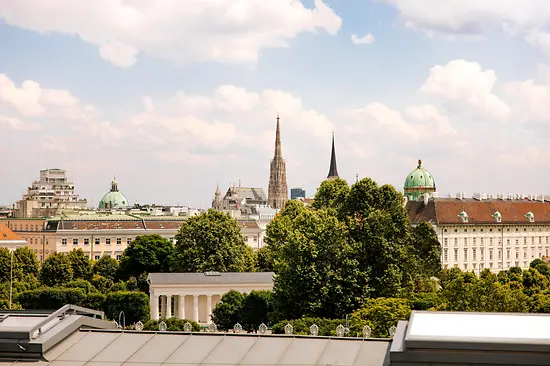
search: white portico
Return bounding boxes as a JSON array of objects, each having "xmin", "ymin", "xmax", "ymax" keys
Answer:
[{"xmin": 147, "ymin": 272, "xmax": 275, "ymax": 324}]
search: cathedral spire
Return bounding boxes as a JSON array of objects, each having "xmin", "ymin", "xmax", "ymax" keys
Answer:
[
  {"xmin": 327, "ymin": 131, "xmax": 339, "ymax": 179},
  {"xmin": 268, "ymin": 114, "xmax": 288, "ymax": 210},
  {"xmin": 274, "ymin": 113, "xmax": 282, "ymax": 158}
]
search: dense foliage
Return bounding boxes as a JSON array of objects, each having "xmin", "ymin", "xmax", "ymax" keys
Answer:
[
  {"xmin": 171, "ymin": 209, "xmax": 256, "ymax": 272},
  {"xmin": 262, "ymin": 178, "xmax": 441, "ymax": 321}
]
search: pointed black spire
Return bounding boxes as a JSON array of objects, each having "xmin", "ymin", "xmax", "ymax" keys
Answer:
[{"xmin": 327, "ymin": 131, "xmax": 339, "ymax": 179}]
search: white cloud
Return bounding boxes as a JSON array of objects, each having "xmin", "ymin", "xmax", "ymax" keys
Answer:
[
  {"xmin": 99, "ymin": 41, "xmax": 139, "ymax": 68},
  {"xmin": 419, "ymin": 60, "xmax": 510, "ymax": 120},
  {"xmin": 382, "ymin": 0, "xmax": 550, "ymax": 54},
  {"xmin": 0, "ymin": 74, "xmax": 95, "ymax": 121},
  {"xmin": 505, "ymin": 79, "xmax": 550, "ymax": 123},
  {"xmin": 0, "ymin": 0, "xmax": 342, "ymax": 67},
  {"xmin": 0, "ymin": 114, "xmax": 40, "ymax": 131},
  {"xmin": 351, "ymin": 33, "xmax": 375, "ymax": 44}
]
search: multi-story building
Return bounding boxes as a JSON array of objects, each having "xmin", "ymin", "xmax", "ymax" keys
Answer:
[
  {"xmin": 407, "ymin": 193, "xmax": 550, "ymax": 273},
  {"xmin": 0, "ymin": 224, "xmax": 28, "ymax": 250},
  {"xmin": 291, "ymin": 188, "xmax": 306, "ymax": 200},
  {"xmin": 14, "ymin": 169, "xmax": 88, "ymax": 218},
  {"xmin": 2, "ymin": 218, "xmax": 56, "ymax": 262}
]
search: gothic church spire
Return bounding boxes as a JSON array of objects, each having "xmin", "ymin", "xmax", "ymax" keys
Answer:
[
  {"xmin": 267, "ymin": 114, "xmax": 288, "ymax": 209},
  {"xmin": 327, "ymin": 131, "xmax": 339, "ymax": 179}
]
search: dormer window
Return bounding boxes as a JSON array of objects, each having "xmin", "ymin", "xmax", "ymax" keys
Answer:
[
  {"xmin": 458, "ymin": 211, "xmax": 468, "ymax": 223},
  {"xmin": 526, "ymin": 212, "xmax": 535, "ymax": 223},
  {"xmin": 492, "ymin": 211, "xmax": 502, "ymax": 223}
]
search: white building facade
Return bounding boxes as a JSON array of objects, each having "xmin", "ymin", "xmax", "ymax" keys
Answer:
[
  {"xmin": 147, "ymin": 272, "xmax": 275, "ymax": 324},
  {"xmin": 407, "ymin": 194, "xmax": 550, "ymax": 273}
]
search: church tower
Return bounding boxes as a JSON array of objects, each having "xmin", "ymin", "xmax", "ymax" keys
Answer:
[
  {"xmin": 327, "ymin": 131, "xmax": 339, "ymax": 179},
  {"xmin": 212, "ymin": 183, "xmax": 222, "ymax": 210},
  {"xmin": 267, "ymin": 114, "xmax": 288, "ymax": 209}
]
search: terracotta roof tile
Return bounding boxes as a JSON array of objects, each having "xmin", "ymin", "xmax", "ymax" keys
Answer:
[
  {"xmin": 145, "ymin": 221, "xmax": 184, "ymax": 230},
  {"xmin": 407, "ymin": 198, "xmax": 550, "ymax": 225},
  {"xmin": 0, "ymin": 224, "xmax": 24, "ymax": 241},
  {"xmin": 59, "ymin": 220, "xmax": 145, "ymax": 230}
]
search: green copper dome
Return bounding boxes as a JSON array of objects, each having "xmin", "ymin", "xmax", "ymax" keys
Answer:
[
  {"xmin": 404, "ymin": 160, "xmax": 436, "ymax": 201},
  {"xmin": 99, "ymin": 177, "xmax": 130, "ymax": 210}
]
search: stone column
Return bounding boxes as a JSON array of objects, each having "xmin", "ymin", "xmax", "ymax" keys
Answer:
[
  {"xmin": 166, "ymin": 295, "xmax": 172, "ymax": 318},
  {"xmin": 193, "ymin": 295, "xmax": 199, "ymax": 322},
  {"xmin": 177, "ymin": 294, "xmax": 186, "ymax": 319},
  {"xmin": 206, "ymin": 295, "xmax": 212, "ymax": 322},
  {"xmin": 160, "ymin": 295, "xmax": 166, "ymax": 318},
  {"xmin": 150, "ymin": 293, "xmax": 159, "ymax": 320}
]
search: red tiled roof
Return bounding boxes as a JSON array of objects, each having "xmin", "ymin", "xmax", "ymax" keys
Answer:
[
  {"xmin": 0, "ymin": 223, "xmax": 24, "ymax": 241},
  {"xmin": 145, "ymin": 221, "xmax": 184, "ymax": 230},
  {"xmin": 59, "ymin": 220, "xmax": 145, "ymax": 230},
  {"xmin": 407, "ymin": 198, "xmax": 550, "ymax": 225}
]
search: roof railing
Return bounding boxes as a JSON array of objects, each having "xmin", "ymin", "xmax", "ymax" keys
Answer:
[{"xmin": 28, "ymin": 304, "xmax": 104, "ymax": 340}]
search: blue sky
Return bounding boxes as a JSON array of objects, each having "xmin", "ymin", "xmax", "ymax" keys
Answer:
[{"xmin": 1, "ymin": 0, "xmax": 550, "ymax": 208}]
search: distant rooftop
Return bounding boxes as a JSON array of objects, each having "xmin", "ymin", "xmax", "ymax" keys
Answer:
[{"xmin": 148, "ymin": 272, "xmax": 275, "ymax": 286}]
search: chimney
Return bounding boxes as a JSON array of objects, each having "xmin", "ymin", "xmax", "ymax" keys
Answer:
[{"xmin": 423, "ymin": 194, "xmax": 429, "ymax": 205}]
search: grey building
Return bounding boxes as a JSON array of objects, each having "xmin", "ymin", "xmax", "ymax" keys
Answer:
[{"xmin": 1, "ymin": 306, "xmax": 549, "ymax": 365}]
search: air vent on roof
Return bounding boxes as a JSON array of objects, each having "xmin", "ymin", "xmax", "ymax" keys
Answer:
[{"xmin": 204, "ymin": 271, "xmax": 221, "ymax": 276}]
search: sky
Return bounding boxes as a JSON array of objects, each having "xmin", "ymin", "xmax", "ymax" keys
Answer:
[{"xmin": 2, "ymin": 0, "xmax": 550, "ymax": 208}]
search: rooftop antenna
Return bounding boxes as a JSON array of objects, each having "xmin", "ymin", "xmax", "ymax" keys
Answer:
[
  {"xmin": 239, "ymin": 180, "xmax": 241, "ymax": 187},
  {"xmin": 356, "ymin": 174, "xmax": 359, "ymax": 183}
]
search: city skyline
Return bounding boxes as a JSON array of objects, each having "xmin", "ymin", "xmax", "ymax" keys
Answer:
[{"xmin": 2, "ymin": 1, "xmax": 550, "ymax": 208}]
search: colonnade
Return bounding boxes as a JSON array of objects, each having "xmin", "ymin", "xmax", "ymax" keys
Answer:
[{"xmin": 150, "ymin": 293, "xmax": 222, "ymax": 323}]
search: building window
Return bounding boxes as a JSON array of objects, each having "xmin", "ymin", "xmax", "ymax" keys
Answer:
[
  {"xmin": 454, "ymin": 238, "xmax": 458, "ymax": 246},
  {"xmin": 84, "ymin": 238, "xmax": 89, "ymax": 245},
  {"xmin": 444, "ymin": 248, "xmax": 448, "ymax": 261},
  {"xmin": 116, "ymin": 255, "xmax": 121, "ymax": 260},
  {"xmin": 127, "ymin": 238, "xmax": 132, "ymax": 245},
  {"xmin": 464, "ymin": 248, "xmax": 468, "ymax": 261},
  {"xmin": 515, "ymin": 248, "xmax": 519, "ymax": 259},
  {"xmin": 489, "ymin": 249, "xmax": 493, "ymax": 260},
  {"xmin": 506, "ymin": 249, "xmax": 510, "ymax": 259},
  {"xmin": 94, "ymin": 255, "xmax": 100, "ymax": 260},
  {"xmin": 473, "ymin": 248, "xmax": 477, "ymax": 261},
  {"xmin": 480, "ymin": 238, "xmax": 484, "ymax": 245},
  {"xmin": 524, "ymin": 237, "xmax": 527, "ymax": 244},
  {"xmin": 73, "ymin": 238, "xmax": 78, "ymax": 245},
  {"xmin": 464, "ymin": 238, "xmax": 468, "ymax": 246},
  {"xmin": 473, "ymin": 238, "xmax": 476, "ymax": 246},
  {"xmin": 506, "ymin": 239, "xmax": 510, "ymax": 246},
  {"xmin": 444, "ymin": 238, "xmax": 448, "ymax": 246},
  {"xmin": 106, "ymin": 238, "xmax": 111, "ymax": 245},
  {"xmin": 480, "ymin": 247, "xmax": 484, "ymax": 260},
  {"xmin": 498, "ymin": 249, "xmax": 502, "ymax": 260},
  {"xmin": 95, "ymin": 238, "xmax": 100, "ymax": 245},
  {"xmin": 116, "ymin": 238, "xmax": 122, "ymax": 245},
  {"xmin": 524, "ymin": 248, "xmax": 527, "ymax": 258},
  {"xmin": 454, "ymin": 249, "xmax": 458, "ymax": 262},
  {"xmin": 62, "ymin": 239, "xmax": 67, "ymax": 246},
  {"xmin": 490, "ymin": 238, "xmax": 493, "ymax": 245}
]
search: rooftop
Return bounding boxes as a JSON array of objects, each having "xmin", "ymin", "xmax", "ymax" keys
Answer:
[
  {"xmin": 148, "ymin": 272, "xmax": 275, "ymax": 286},
  {"xmin": 407, "ymin": 197, "xmax": 550, "ymax": 225},
  {"xmin": 0, "ymin": 224, "xmax": 24, "ymax": 242},
  {"xmin": 1, "ymin": 307, "xmax": 550, "ymax": 365}
]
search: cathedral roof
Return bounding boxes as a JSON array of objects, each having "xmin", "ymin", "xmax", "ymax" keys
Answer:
[
  {"xmin": 327, "ymin": 132, "xmax": 339, "ymax": 179},
  {"xmin": 225, "ymin": 187, "xmax": 267, "ymax": 202},
  {"xmin": 99, "ymin": 176, "xmax": 130, "ymax": 209}
]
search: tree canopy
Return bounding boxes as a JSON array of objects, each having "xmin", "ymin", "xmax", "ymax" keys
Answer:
[
  {"xmin": 39, "ymin": 252, "xmax": 73, "ymax": 287},
  {"xmin": 171, "ymin": 209, "xmax": 256, "ymax": 272},
  {"xmin": 265, "ymin": 177, "xmax": 442, "ymax": 320},
  {"xmin": 67, "ymin": 249, "xmax": 92, "ymax": 281},
  {"xmin": 118, "ymin": 234, "xmax": 174, "ymax": 280}
]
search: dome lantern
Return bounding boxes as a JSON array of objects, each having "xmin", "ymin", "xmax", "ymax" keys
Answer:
[{"xmin": 99, "ymin": 175, "xmax": 129, "ymax": 210}]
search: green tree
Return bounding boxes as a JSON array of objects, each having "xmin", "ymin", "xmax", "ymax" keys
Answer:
[
  {"xmin": 103, "ymin": 291, "xmax": 150, "ymax": 324},
  {"xmin": 65, "ymin": 279, "xmax": 97, "ymax": 294},
  {"xmin": 271, "ymin": 208, "xmax": 368, "ymax": 321},
  {"xmin": 118, "ymin": 235, "xmax": 174, "ymax": 280},
  {"xmin": 13, "ymin": 247, "xmax": 40, "ymax": 279},
  {"xmin": 411, "ymin": 222, "xmax": 442, "ymax": 279},
  {"xmin": 67, "ymin": 249, "xmax": 92, "ymax": 280},
  {"xmin": 39, "ymin": 252, "xmax": 73, "ymax": 287},
  {"xmin": 211, "ymin": 290, "xmax": 245, "ymax": 331},
  {"xmin": 171, "ymin": 209, "xmax": 255, "ymax": 272},
  {"xmin": 0, "ymin": 247, "xmax": 39, "ymax": 283},
  {"xmin": 349, "ymin": 297, "xmax": 412, "ymax": 338},
  {"xmin": 312, "ymin": 178, "xmax": 350, "ymax": 211},
  {"xmin": 143, "ymin": 318, "xmax": 200, "ymax": 331},
  {"xmin": 241, "ymin": 290, "xmax": 273, "ymax": 330},
  {"xmin": 93, "ymin": 255, "xmax": 119, "ymax": 282}
]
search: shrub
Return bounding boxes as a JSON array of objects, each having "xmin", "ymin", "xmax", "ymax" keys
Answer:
[
  {"xmin": 103, "ymin": 291, "xmax": 149, "ymax": 324},
  {"xmin": 143, "ymin": 318, "xmax": 200, "ymax": 331},
  {"xmin": 17, "ymin": 288, "xmax": 86, "ymax": 310}
]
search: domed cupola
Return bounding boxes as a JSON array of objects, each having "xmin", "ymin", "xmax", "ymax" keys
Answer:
[
  {"xmin": 99, "ymin": 176, "xmax": 130, "ymax": 210},
  {"xmin": 404, "ymin": 159, "xmax": 436, "ymax": 201}
]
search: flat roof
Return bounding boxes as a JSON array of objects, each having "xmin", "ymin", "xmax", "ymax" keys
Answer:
[{"xmin": 148, "ymin": 272, "xmax": 275, "ymax": 286}]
